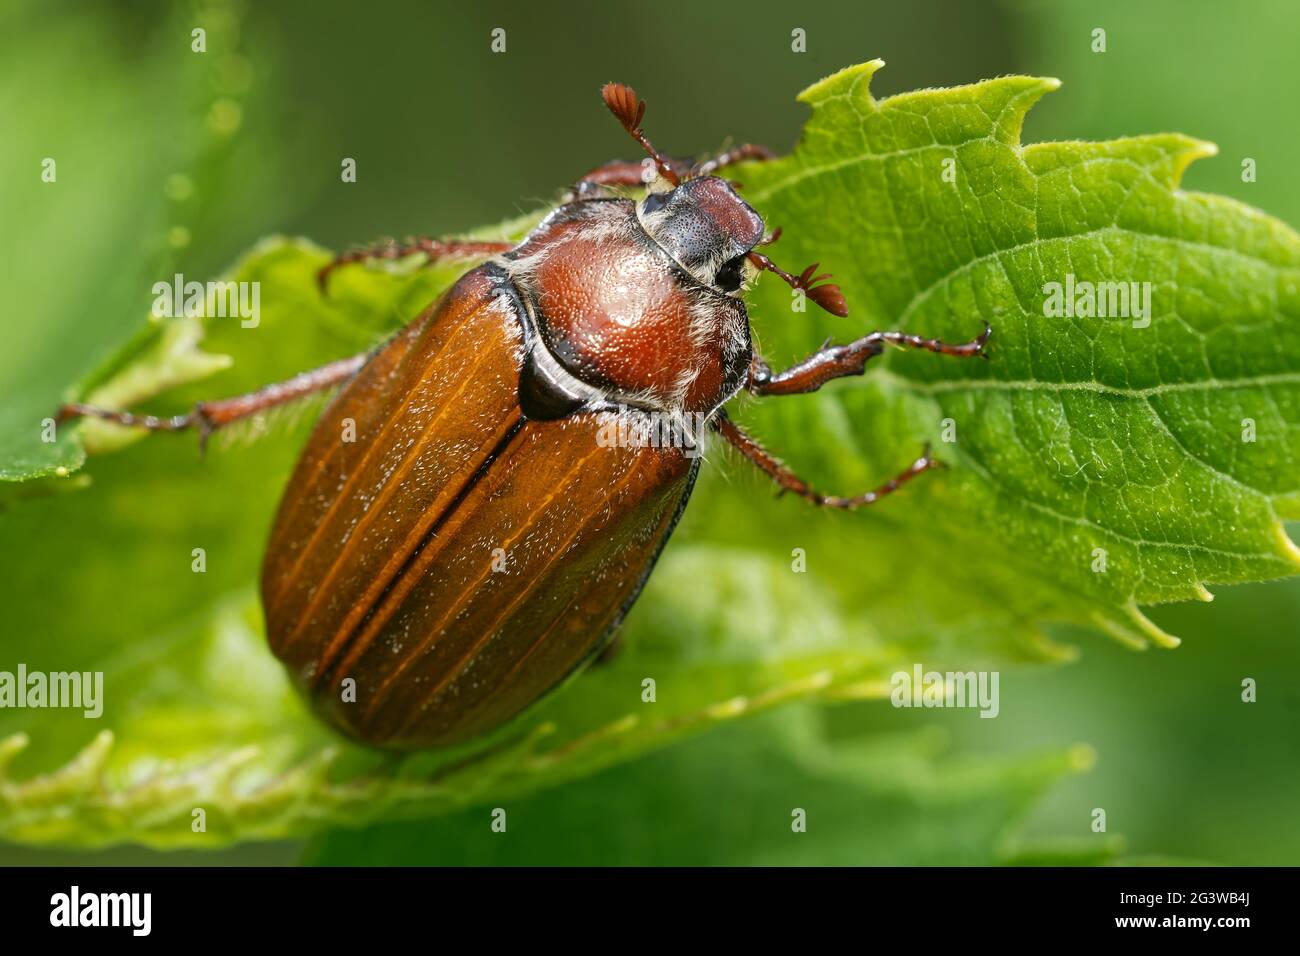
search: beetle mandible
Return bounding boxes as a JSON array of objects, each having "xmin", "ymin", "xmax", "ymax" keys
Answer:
[{"xmin": 59, "ymin": 82, "xmax": 990, "ymax": 749}]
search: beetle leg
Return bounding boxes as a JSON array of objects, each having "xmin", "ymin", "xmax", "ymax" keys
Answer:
[
  {"xmin": 55, "ymin": 352, "xmax": 369, "ymax": 451},
  {"xmin": 748, "ymin": 322, "xmax": 991, "ymax": 396},
  {"xmin": 573, "ymin": 157, "xmax": 692, "ymax": 197},
  {"xmin": 573, "ymin": 144, "xmax": 775, "ymax": 197},
  {"xmin": 714, "ymin": 413, "xmax": 941, "ymax": 509},
  {"xmin": 692, "ymin": 143, "xmax": 776, "ymax": 177},
  {"xmin": 317, "ymin": 237, "xmax": 513, "ymax": 293}
]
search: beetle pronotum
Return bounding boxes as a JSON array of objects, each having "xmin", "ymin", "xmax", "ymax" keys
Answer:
[{"xmin": 59, "ymin": 83, "xmax": 990, "ymax": 749}]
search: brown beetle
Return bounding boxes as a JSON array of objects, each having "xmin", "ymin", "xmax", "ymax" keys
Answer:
[{"xmin": 60, "ymin": 83, "xmax": 989, "ymax": 749}]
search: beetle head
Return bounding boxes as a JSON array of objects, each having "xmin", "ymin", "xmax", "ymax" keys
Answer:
[
  {"xmin": 637, "ymin": 176, "xmax": 765, "ymax": 294},
  {"xmin": 601, "ymin": 81, "xmax": 848, "ymax": 316}
]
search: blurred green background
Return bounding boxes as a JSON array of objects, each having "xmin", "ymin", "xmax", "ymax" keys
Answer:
[{"xmin": 2, "ymin": 0, "xmax": 1297, "ymax": 864}]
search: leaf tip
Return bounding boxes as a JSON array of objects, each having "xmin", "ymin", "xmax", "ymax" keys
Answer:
[
  {"xmin": 81, "ymin": 730, "xmax": 117, "ymax": 768},
  {"xmin": 1128, "ymin": 604, "xmax": 1181, "ymax": 649},
  {"xmin": 797, "ymin": 59, "xmax": 885, "ymax": 109},
  {"xmin": 1161, "ymin": 135, "xmax": 1220, "ymax": 189},
  {"xmin": 1182, "ymin": 136, "xmax": 1220, "ymax": 168},
  {"xmin": 1275, "ymin": 521, "xmax": 1300, "ymax": 570},
  {"xmin": 987, "ymin": 75, "xmax": 1062, "ymax": 146},
  {"xmin": 1092, "ymin": 604, "xmax": 1180, "ymax": 650},
  {"xmin": 0, "ymin": 732, "xmax": 31, "ymax": 778}
]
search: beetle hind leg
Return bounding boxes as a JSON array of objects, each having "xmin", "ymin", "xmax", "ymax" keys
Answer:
[
  {"xmin": 317, "ymin": 237, "xmax": 513, "ymax": 294},
  {"xmin": 714, "ymin": 413, "xmax": 941, "ymax": 509},
  {"xmin": 55, "ymin": 351, "xmax": 369, "ymax": 450}
]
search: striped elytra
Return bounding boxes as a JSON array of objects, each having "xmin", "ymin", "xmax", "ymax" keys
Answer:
[{"xmin": 261, "ymin": 261, "xmax": 704, "ymax": 749}]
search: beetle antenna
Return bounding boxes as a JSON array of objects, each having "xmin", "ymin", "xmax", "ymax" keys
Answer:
[
  {"xmin": 746, "ymin": 251, "xmax": 849, "ymax": 317},
  {"xmin": 601, "ymin": 82, "xmax": 681, "ymax": 187}
]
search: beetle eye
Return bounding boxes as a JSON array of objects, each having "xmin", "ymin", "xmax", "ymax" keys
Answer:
[
  {"xmin": 714, "ymin": 255, "xmax": 745, "ymax": 293},
  {"xmin": 641, "ymin": 191, "xmax": 669, "ymax": 215}
]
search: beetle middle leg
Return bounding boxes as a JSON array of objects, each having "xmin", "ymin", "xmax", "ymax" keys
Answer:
[
  {"xmin": 318, "ymin": 237, "xmax": 513, "ymax": 292},
  {"xmin": 55, "ymin": 351, "xmax": 370, "ymax": 450},
  {"xmin": 715, "ymin": 413, "xmax": 940, "ymax": 509},
  {"xmin": 748, "ymin": 322, "xmax": 991, "ymax": 396}
]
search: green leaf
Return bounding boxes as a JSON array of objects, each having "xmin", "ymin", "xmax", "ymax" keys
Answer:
[
  {"xmin": 729, "ymin": 60, "xmax": 1300, "ymax": 647},
  {"xmin": 3, "ymin": 61, "xmax": 1298, "ymax": 850},
  {"xmin": 303, "ymin": 710, "xmax": 1110, "ymax": 866}
]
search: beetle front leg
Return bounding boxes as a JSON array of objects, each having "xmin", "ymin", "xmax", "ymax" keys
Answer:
[
  {"xmin": 715, "ymin": 413, "xmax": 940, "ymax": 509},
  {"xmin": 55, "ymin": 352, "xmax": 369, "ymax": 450},
  {"xmin": 749, "ymin": 322, "xmax": 991, "ymax": 396},
  {"xmin": 318, "ymin": 237, "xmax": 513, "ymax": 293}
]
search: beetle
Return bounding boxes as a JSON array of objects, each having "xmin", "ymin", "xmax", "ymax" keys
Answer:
[{"xmin": 59, "ymin": 82, "xmax": 990, "ymax": 749}]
